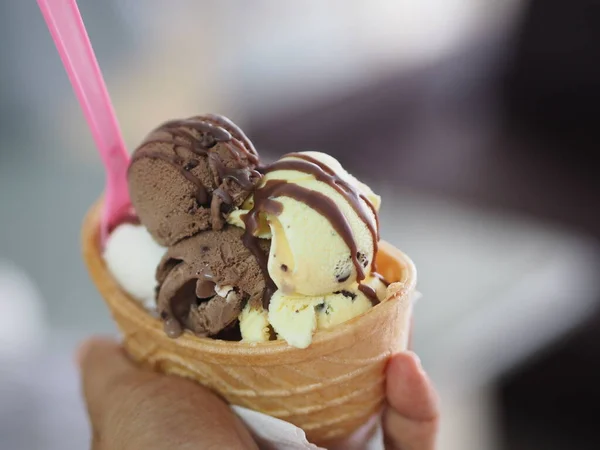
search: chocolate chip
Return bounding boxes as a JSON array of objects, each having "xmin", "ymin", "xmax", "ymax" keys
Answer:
[
  {"xmin": 333, "ymin": 290, "xmax": 356, "ymax": 300},
  {"xmin": 201, "ymin": 246, "xmax": 210, "ymax": 252},
  {"xmin": 336, "ymin": 273, "xmax": 350, "ymax": 283},
  {"xmin": 356, "ymin": 252, "xmax": 369, "ymax": 268},
  {"xmin": 281, "ymin": 264, "xmax": 288, "ymax": 272}
]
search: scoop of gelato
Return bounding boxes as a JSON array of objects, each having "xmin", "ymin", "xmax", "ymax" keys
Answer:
[
  {"xmin": 103, "ymin": 223, "xmax": 166, "ymax": 309},
  {"xmin": 111, "ymin": 114, "xmax": 388, "ymax": 348},
  {"xmin": 156, "ymin": 225, "xmax": 269, "ymax": 338},
  {"xmin": 265, "ymin": 275, "xmax": 387, "ymax": 348},
  {"xmin": 229, "ymin": 151, "xmax": 380, "ymax": 296},
  {"xmin": 129, "ymin": 114, "xmax": 260, "ymax": 246}
]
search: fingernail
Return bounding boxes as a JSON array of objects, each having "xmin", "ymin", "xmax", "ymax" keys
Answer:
[{"xmin": 409, "ymin": 351, "xmax": 423, "ymax": 371}]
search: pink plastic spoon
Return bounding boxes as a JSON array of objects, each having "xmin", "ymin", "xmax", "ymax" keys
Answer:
[{"xmin": 38, "ymin": 0, "xmax": 131, "ymax": 246}]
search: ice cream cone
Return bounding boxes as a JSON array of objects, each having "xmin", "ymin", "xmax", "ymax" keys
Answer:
[{"xmin": 82, "ymin": 199, "xmax": 416, "ymax": 445}]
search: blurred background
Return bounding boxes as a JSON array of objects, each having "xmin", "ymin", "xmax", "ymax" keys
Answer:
[{"xmin": 1, "ymin": 0, "xmax": 600, "ymax": 448}]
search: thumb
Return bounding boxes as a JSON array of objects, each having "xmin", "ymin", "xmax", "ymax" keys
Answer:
[{"xmin": 384, "ymin": 352, "xmax": 439, "ymax": 450}]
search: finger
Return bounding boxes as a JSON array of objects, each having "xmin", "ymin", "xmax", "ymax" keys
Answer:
[{"xmin": 384, "ymin": 352, "xmax": 439, "ymax": 450}]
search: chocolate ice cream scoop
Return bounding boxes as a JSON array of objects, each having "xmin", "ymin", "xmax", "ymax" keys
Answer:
[
  {"xmin": 128, "ymin": 114, "xmax": 261, "ymax": 246},
  {"xmin": 156, "ymin": 225, "xmax": 269, "ymax": 338}
]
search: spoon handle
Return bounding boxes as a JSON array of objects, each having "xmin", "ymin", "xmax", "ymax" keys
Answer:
[{"xmin": 38, "ymin": 0, "xmax": 131, "ymax": 244}]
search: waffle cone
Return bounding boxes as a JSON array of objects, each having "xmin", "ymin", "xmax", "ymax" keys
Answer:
[{"xmin": 82, "ymin": 200, "xmax": 416, "ymax": 445}]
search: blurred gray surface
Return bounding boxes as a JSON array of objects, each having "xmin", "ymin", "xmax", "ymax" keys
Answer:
[
  {"xmin": 0, "ymin": 143, "xmax": 111, "ymax": 333},
  {"xmin": 0, "ymin": 334, "xmax": 90, "ymax": 450}
]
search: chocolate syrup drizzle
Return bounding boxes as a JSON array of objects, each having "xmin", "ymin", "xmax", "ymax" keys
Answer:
[
  {"xmin": 241, "ymin": 153, "xmax": 383, "ymax": 307},
  {"xmin": 130, "ymin": 115, "xmax": 260, "ymax": 228},
  {"xmin": 358, "ymin": 284, "xmax": 379, "ymax": 305}
]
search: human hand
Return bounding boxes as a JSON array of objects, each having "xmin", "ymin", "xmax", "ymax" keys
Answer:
[
  {"xmin": 78, "ymin": 338, "xmax": 438, "ymax": 450},
  {"xmin": 77, "ymin": 337, "xmax": 258, "ymax": 450}
]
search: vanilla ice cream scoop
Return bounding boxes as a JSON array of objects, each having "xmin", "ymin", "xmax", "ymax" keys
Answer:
[
  {"xmin": 268, "ymin": 275, "xmax": 387, "ymax": 348},
  {"xmin": 230, "ymin": 152, "xmax": 381, "ymax": 297},
  {"xmin": 230, "ymin": 151, "xmax": 387, "ymax": 347}
]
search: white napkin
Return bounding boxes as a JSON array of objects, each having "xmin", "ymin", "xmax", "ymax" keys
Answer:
[{"xmin": 233, "ymin": 406, "xmax": 385, "ymax": 450}]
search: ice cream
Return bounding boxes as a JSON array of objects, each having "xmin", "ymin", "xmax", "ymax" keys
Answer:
[
  {"xmin": 239, "ymin": 303, "xmax": 271, "ymax": 343},
  {"xmin": 103, "ymin": 222, "xmax": 166, "ymax": 309},
  {"xmin": 112, "ymin": 114, "xmax": 389, "ymax": 347},
  {"xmin": 267, "ymin": 284, "xmax": 369, "ymax": 348},
  {"xmin": 128, "ymin": 114, "xmax": 261, "ymax": 246},
  {"xmin": 229, "ymin": 151, "xmax": 385, "ymax": 347},
  {"xmin": 229, "ymin": 151, "xmax": 381, "ymax": 296},
  {"xmin": 155, "ymin": 226, "xmax": 269, "ymax": 338},
  {"xmin": 266, "ymin": 274, "xmax": 388, "ymax": 348}
]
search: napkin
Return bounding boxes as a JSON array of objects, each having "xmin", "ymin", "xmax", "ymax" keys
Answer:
[{"xmin": 233, "ymin": 406, "xmax": 385, "ymax": 450}]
